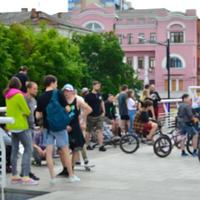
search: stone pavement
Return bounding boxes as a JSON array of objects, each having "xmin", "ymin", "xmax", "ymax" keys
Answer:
[{"xmin": 7, "ymin": 145, "xmax": 200, "ymax": 200}]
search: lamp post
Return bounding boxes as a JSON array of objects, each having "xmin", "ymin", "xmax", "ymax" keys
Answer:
[
  {"xmin": 166, "ymin": 38, "xmax": 171, "ymax": 99},
  {"xmin": 138, "ymin": 37, "xmax": 171, "ymax": 99}
]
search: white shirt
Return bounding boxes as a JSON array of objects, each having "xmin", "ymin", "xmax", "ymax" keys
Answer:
[{"xmin": 127, "ymin": 98, "xmax": 137, "ymax": 111}]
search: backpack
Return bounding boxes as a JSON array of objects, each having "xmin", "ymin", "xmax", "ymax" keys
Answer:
[{"xmin": 46, "ymin": 90, "xmax": 74, "ymax": 132}]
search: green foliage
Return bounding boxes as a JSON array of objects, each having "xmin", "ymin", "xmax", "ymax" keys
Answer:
[
  {"xmin": 0, "ymin": 24, "xmax": 85, "ymax": 104},
  {"xmin": 0, "ymin": 24, "xmax": 141, "ymax": 104},
  {"xmin": 72, "ymin": 32, "xmax": 142, "ymax": 94}
]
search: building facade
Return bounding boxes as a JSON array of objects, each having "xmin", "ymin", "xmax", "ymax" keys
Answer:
[
  {"xmin": 60, "ymin": 4, "xmax": 200, "ymax": 97},
  {"xmin": 0, "ymin": 8, "xmax": 92, "ymax": 38}
]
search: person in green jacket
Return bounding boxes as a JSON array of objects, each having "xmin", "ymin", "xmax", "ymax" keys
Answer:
[{"xmin": 4, "ymin": 77, "xmax": 38, "ymax": 185}]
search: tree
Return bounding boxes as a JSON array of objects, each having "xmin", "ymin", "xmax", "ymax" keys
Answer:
[
  {"xmin": 0, "ymin": 24, "xmax": 86, "ymax": 104},
  {"xmin": 72, "ymin": 32, "xmax": 142, "ymax": 94}
]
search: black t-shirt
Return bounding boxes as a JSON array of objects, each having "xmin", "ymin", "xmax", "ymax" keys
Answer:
[
  {"xmin": 36, "ymin": 90, "xmax": 67, "ymax": 128},
  {"xmin": 85, "ymin": 92, "xmax": 103, "ymax": 117},
  {"xmin": 105, "ymin": 100, "xmax": 116, "ymax": 120},
  {"xmin": 140, "ymin": 111, "xmax": 150, "ymax": 123},
  {"xmin": 15, "ymin": 72, "xmax": 29, "ymax": 93}
]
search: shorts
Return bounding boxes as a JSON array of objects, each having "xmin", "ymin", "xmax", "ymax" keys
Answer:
[
  {"xmin": 86, "ymin": 115, "xmax": 103, "ymax": 132},
  {"xmin": 143, "ymin": 123, "xmax": 152, "ymax": 133},
  {"xmin": 120, "ymin": 115, "xmax": 129, "ymax": 120},
  {"xmin": 180, "ymin": 124, "xmax": 198, "ymax": 136},
  {"xmin": 43, "ymin": 129, "xmax": 69, "ymax": 148}
]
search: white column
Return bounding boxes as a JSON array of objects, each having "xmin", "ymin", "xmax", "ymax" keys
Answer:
[
  {"xmin": 133, "ymin": 56, "xmax": 138, "ymax": 71},
  {"xmin": 176, "ymin": 79, "xmax": 179, "ymax": 91},
  {"xmin": 144, "ymin": 55, "xmax": 149, "ymax": 85}
]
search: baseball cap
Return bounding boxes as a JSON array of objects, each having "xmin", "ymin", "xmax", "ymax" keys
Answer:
[
  {"xmin": 62, "ymin": 84, "xmax": 74, "ymax": 91},
  {"xmin": 81, "ymin": 87, "xmax": 89, "ymax": 94}
]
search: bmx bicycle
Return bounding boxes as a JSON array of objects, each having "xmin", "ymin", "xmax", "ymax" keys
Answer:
[{"xmin": 119, "ymin": 121, "xmax": 172, "ymax": 158}]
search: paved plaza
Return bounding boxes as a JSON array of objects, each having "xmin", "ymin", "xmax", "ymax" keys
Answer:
[{"xmin": 6, "ymin": 145, "xmax": 200, "ymax": 200}]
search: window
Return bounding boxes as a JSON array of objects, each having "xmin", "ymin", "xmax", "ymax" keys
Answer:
[
  {"xmin": 170, "ymin": 57, "xmax": 183, "ymax": 68},
  {"xmin": 164, "ymin": 80, "xmax": 168, "ymax": 91},
  {"xmin": 138, "ymin": 57, "xmax": 144, "ymax": 69},
  {"xmin": 118, "ymin": 34, "xmax": 123, "ymax": 44},
  {"xmin": 170, "ymin": 32, "xmax": 184, "ymax": 43},
  {"xmin": 179, "ymin": 80, "xmax": 184, "ymax": 91},
  {"xmin": 138, "ymin": 33, "xmax": 145, "ymax": 43},
  {"xmin": 198, "ymin": 32, "xmax": 200, "ymax": 44},
  {"xmin": 164, "ymin": 79, "xmax": 184, "ymax": 91},
  {"xmin": 149, "ymin": 57, "xmax": 155, "ymax": 69},
  {"xmin": 127, "ymin": 57, "xmax": 133, "ymax": 66},
  {"xmin": 85, "ymin": 22, "xmax": 103, "ymax": 32},
  {"xmin": 127, "ymin": 33, "xmax": 133, "ymax": 44},
  {"xmin": 172, "ymin": 79, "xmax": 176, "ymax": 91},
  {"xmin": 150, "ymin": 33, "xmax": 156, "ymax": 42}
]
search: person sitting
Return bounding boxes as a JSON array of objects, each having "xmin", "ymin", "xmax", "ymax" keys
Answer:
[
  {"xmin": 133, "ymin": 100, "xmax": 158, "ymax": 141},
  {"xmin": 177, "ymin": 94, "xmax": 199, "ymax": 157},
  {"xmin": 32, "ymin": 127, "xmax": 46, "ymax": 166}
]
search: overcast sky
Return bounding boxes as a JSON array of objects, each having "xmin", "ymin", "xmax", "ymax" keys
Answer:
[{"xmin": 0, "ymin": 0, "xmax": 199, "ymax": 16}]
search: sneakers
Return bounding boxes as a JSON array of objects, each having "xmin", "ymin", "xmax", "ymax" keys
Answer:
[
  {"xmin": 181, "ymin": 151, "xmax": 189, "ymax": 157},
  {"xmin": 192, "ymin": 151, "xmax": 198, "ymax": 157},
  {"xmin": 99, "ymin": 146, "xmax": 107, "ymax": 152},
  {"xmin": 29, "ymin": 172, "xmax": 40, "ymax": 181},
  {"xmin": 22, "ymin": 177, "xmax": 39, "ymax": 185},
  {"xmin": 20, "ymin": 172, "xmax": 40, "ymax": 181},
  {"xmin": 11, "ymin": 176, "xmax": 23, "ymax": 184},
  {"xmin": 84, "ymin": 159, "xmax": 89, "ymax": 165},
  {"xmin": 75, "ymin": 161, "xmax": 81, "ymax": 166},
  {"xmin": 68, "ymin": 175, "xmax": 80, "ymax": 183},
  {"xmin": 87, "ymin": 145, "xmax": 94, "ymax": 150},
  {"xmin": 57, "ymin": 167, "xmax": 69, "ymax": 177}
]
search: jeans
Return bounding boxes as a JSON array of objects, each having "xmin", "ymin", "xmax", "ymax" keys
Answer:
[
  {"xmin": 11, "ymin": 130, "xmax": 32, "ymax": 176},
  {"xmin": 128, "ymin": 110, "xmax": 137, "ymax": 133}
]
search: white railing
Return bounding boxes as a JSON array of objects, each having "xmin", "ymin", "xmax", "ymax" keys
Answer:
[
  {"xmin": 158, "ymin": 99, "xmax": 181, "ymax": 132},
  {"xmin": 0, "ymin": 107, "xmax": 14, "ymax": 200}
]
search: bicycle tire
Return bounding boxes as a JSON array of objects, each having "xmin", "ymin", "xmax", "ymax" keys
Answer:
[
  {"xmin": 153, "ymin": 135, "xmax": 172, "ymax": 158},
  {"xmin": 186, "ymin": 135, "xmax": 193, "ymax": 155},
  {"xmin": 120, "ymin": 134, "xmax": 139, "ymax": 154}
]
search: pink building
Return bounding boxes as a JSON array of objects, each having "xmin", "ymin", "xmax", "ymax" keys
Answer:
[{"xmin": 55, "ymin": 4, "xmax": 200, "ymax": 97}]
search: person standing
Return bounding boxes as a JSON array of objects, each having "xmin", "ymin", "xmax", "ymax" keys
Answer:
[
  {"xmin": 61, "ymin": 84, "xmax": 92, "ymax": 170},
  {"xmin": 85, "ymin": 81, "xmax": 106, "ymax": 152},
  {"xmin": 127, "ymin": 90, "xmax": 137, "ymax": 133},
  {"xmin": 4, "ymin": 77, "xmax": 38, "ymax": 185},
  {"xmin": 20, "ymin": 81, "xmax": 39, "ymax": 181},
  {"xmin": 15, "ymin": 66, "xmax": 29, "ymax": 93},
  {"xmin": 150, "ymin": 84, "xmax": 161, "ymax": 119},
  {"xmin": 36, "ymin": 75, "xmax": 80, "ymax": 183},
  {"xmin": 117, "ymin": 85, "xmax": 129, "ymax": 134},
  {"xmin": 105, "ymin": 94, "xmax": 118, "ymax": 135}
]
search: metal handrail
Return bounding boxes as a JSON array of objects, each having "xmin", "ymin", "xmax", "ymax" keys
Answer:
[{"xmin": 0, "ymin": 107, "xmax": 14, "ymax": 200}]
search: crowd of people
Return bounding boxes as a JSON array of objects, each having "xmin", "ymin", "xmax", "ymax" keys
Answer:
[{"xmin": 1, "ymin": 66, "xmax": 199, "ymax": 186}]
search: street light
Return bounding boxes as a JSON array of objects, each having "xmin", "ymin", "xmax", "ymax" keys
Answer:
[{"xmin": 138, "ymin": 36, "xmax": 171, "ymax": 99}]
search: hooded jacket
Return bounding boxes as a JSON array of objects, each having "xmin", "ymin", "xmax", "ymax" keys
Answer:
[{"xmin": 5, "ymin": 88, "xmax": 31, "ymax": 131}]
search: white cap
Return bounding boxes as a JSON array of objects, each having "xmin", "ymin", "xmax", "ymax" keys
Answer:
[{"xmin": 62, "ymin": 84, "xmax": 74, "ymax": 91}]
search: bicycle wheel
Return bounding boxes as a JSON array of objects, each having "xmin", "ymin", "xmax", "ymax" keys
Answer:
[
  {"xmin": 153, "ymin": 135, "xmax": 172, "ymax": 158},
  {"xmin": 120, "ymin": 134, "xmax": 139, "ymax": 154},
  {"xmin": 197, "ymin": 136, "xmax": 200, "ymax": 162},
  {"xmin": 186, "ymin": 135, "xmax": 193, "ymax": 155}
]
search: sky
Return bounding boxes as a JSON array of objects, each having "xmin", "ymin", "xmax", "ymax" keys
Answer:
[{"xmin": 0, "ymin": 0, "xmax": 200, "ymax": 16}]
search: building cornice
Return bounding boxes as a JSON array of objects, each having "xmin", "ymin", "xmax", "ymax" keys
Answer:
[
  {"xmin": 116, "ymin": 24, "xmax": 157, "ymax": 29},
  {"xmin": 71, "ymin": 11, "xmax": 116, "ymax": 19}
]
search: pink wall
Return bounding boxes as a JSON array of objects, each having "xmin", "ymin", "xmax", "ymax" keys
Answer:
[{"xmin": 66, "ymin": 4, "xmax": 198, "ymax": 96}]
